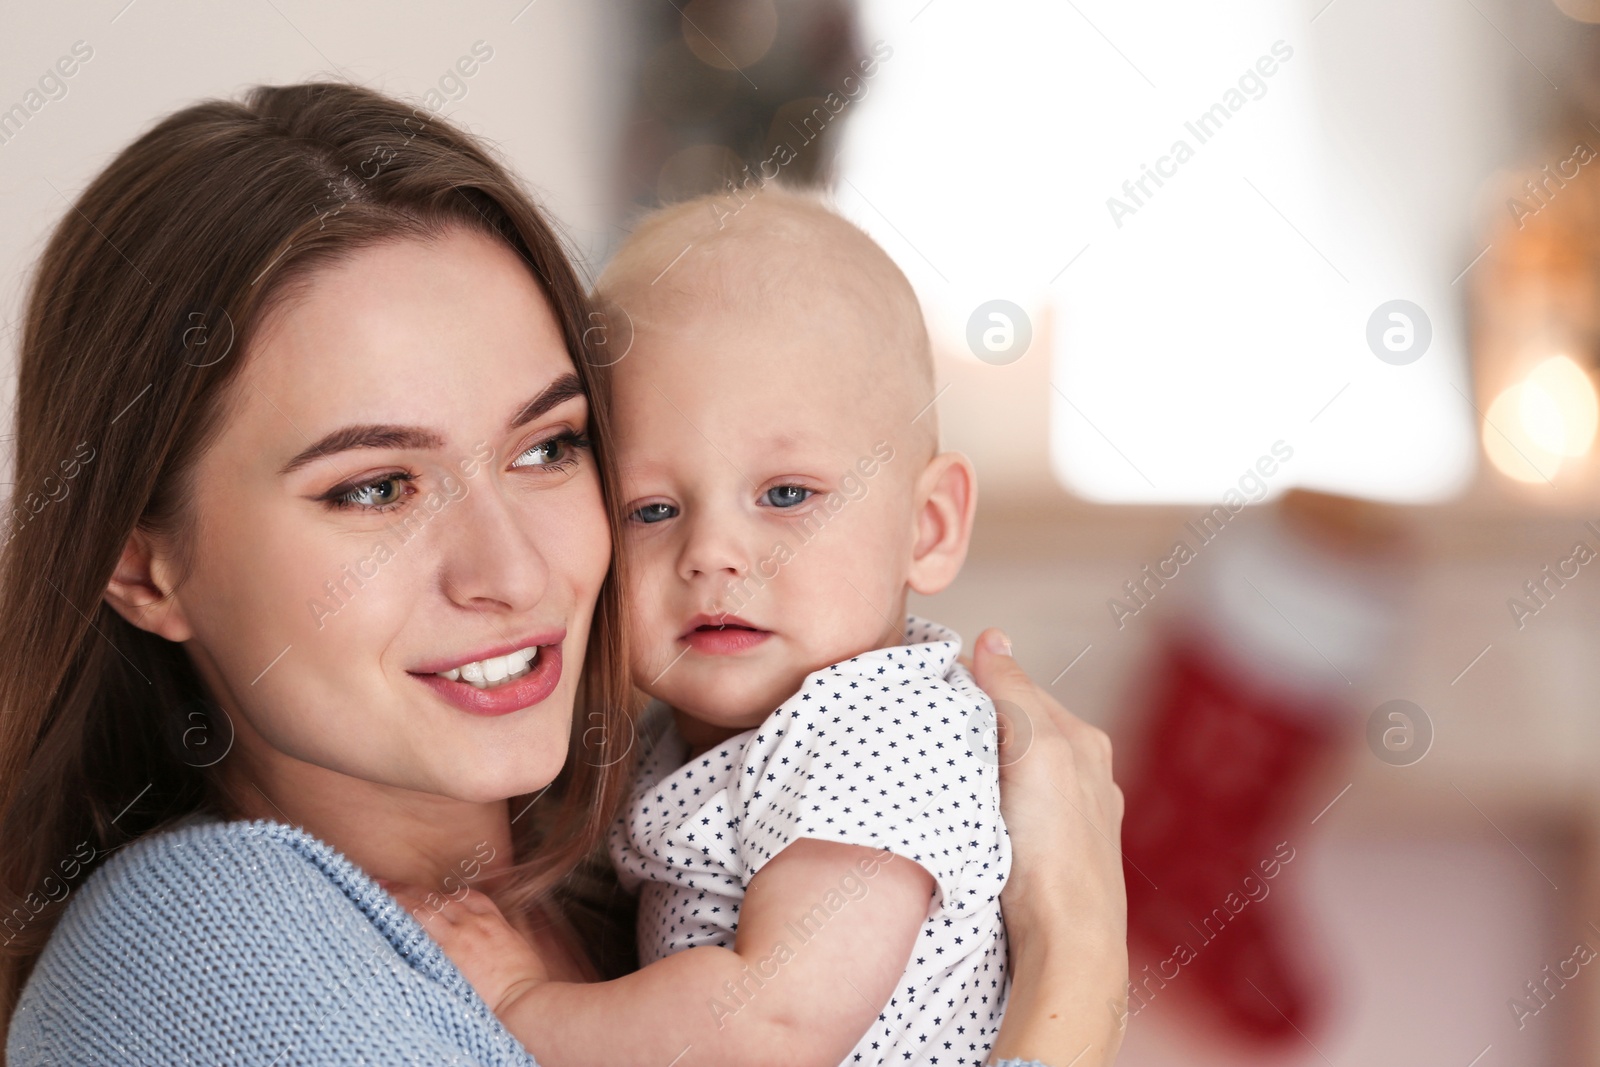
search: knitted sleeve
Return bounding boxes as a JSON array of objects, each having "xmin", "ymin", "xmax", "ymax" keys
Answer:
[{"xmin": 6, "ymin": 819, "xmax": 537, "ymax": 1067}]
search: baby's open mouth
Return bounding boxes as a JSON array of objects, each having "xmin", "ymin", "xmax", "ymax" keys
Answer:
[
  {"xmin": 679, "ymin": 614, "xmax": 771, "ymax": 653},
  {"xmin": 680, "ymin": 613, "xmax": 767, "ymax": 639}
]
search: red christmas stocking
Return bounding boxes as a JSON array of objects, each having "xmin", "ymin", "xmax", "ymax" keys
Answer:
[
  {"xmin": 1116, "ymin": 493, "xmax": 1407, "ymax": 1046},
  {"xmin": 1121, "ymin": 629, "xmax": 1334, "ymax": 1043}
]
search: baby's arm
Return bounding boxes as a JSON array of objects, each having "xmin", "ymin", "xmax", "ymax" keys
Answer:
[
  {"xmin": 394, "ymin": 882, "xmax": 550, "ymax": 1014},
  {"xmin": 414, "ymin": 841, "xmax": 933, "ymax": 1067}
]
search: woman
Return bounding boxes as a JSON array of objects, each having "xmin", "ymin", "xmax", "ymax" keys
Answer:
[{"xmin": 0, "ymin": 82, "xmax": 1126, "ymax": 1065}]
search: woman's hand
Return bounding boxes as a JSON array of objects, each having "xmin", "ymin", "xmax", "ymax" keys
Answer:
[{"xmin": 972, "ymin": 628, "xmax": 1129, "ymax": 1067}]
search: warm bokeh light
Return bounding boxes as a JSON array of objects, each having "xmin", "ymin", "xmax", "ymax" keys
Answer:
[
  {"xmin": 1482, "ymin": 355, "xmax": 1599, "ymax": 483},
  {"xmin": 1523, "ymin": 354, "xmax": 1597, "ymax": 456},
  {"xmin": 1484, "ymin": 384, "xmax": 1559, "ymax": 483}
]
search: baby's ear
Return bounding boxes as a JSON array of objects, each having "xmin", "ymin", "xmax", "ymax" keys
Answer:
[{"xmin": 907, "ymin": 451, "xmax": 977, "ymax": 596}]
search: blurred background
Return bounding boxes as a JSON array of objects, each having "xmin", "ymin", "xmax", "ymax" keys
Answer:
[{"xmin": 6, "ymin": 0, "xmax": 1600, "ymax": 1062}]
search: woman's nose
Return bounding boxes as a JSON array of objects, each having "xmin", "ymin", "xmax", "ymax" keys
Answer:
[{"xmin": 439, "ymin": 481, "xmax": 550, "ymax": 613}]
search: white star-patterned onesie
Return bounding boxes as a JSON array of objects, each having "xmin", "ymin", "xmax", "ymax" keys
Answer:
[{"xmin": 608, "ymin": 617, "xmax": 1012, "ymax": 1066}]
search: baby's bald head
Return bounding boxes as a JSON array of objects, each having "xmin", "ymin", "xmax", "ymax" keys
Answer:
[
  {"xmin": 598, "ymin": 187, "xmax": 938, "ymax": 461},
  {"xmin": 598, "ymin": 188, "xmax": 978, "ymax": 721}
]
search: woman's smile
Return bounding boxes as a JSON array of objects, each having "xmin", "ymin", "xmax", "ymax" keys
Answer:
[{"xmin": 409, "ymin": 629, "xmax": 567, "ymax": 716}]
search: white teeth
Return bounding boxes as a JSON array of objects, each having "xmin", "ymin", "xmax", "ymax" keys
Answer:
[{"xmin": 437, "ymin": 646, "xmax": 541, "ymax": 689}]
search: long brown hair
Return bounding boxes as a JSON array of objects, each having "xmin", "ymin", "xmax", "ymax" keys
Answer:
[{"xmin": 0, "ymin": 82, "xmax": 637, "ymax": 1032}]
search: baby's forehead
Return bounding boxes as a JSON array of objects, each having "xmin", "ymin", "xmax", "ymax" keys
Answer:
[
  {"xmin": 607, "ymin": 313, "xmax": 912, "ymax": 468},
  {"xmin": 612, "ymin": 301, "xmax": 877, "ymax": 413},
  {"xmin": 600, "ymin": 189, "xmax": 938, "ymax": 458},
  {"xmin": 614, "ymin": 288, "xmax": 908, "ymax": 419}
]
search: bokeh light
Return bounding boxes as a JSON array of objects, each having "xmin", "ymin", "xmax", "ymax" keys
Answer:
[{"xmin": 1482, "ymin": 355, "xmax": 1598, "ymax": 483}]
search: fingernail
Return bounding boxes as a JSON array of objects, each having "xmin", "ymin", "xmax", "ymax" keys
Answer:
[{"xmin": 986, "ymin": 630, "xmax": 1013, "ymax": 656}]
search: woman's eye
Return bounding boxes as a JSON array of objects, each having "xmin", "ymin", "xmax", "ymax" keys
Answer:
[
  {"xmin": 328, "ymin": 474, "xmax": 412, "ymax": 511},
  {"xmin": 513, "ymin": 431, "xmax": 590, "ymax": 470},
  {"xmin": 631, "ymin": 502, "xmax": 678, "ymax": 524},
  {"xmin": 764, "ymin": 485, "xmax": 813, "ymax": 508}
]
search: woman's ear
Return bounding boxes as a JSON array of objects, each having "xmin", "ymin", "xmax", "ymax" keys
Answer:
[
  {"xmin": 907, "ymin": 451, "xmax": 978, "ymax": 597},
  {"xmin": 103, "ymin": 528, "xmax": 193, "ymax": 643}
]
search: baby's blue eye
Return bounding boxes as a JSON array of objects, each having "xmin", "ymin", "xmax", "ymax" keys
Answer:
[
  {"xmin": 764, "ymin": 486, "xmax": 812, "ymax": 508},
  {"xmin": 632, "ymin": 502, "xmax": 677, "ymax": 524}
]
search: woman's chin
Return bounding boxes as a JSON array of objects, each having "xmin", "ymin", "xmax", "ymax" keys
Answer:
[
  {"xmin": 429, "ymin": 760, "xmax": 563, "ymax": 805},
  {"xmin": 395, "ymin": 726, "xmax": 570, "ymax": 806}
]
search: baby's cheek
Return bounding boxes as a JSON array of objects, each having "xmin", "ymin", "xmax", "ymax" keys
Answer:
[
  {"xmin": 622, "ymin": 551, "xmax": 673, "ymax": 621},
  {"xmin": 786, "ymin": 537, "xmax": 901, "ymax": 643},
  {"xmin": 623, "ymin": 577, "xmax": 679, "ymax": 684},
  {"xmin": 810, "ymin": 507, "xmax": 905, "ymax": 584}
]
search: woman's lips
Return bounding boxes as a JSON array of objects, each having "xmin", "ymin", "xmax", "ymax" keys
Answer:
[
  {"xmin": 680, "ymin": 624, "xmax": 771, "ymax": 655},
  {"xmin": 412, "ymin": 642, "xmax": 563, "ymax": 717}
]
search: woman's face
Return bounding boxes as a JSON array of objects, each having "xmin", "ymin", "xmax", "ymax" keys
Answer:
[{"xmin": 165, "ymin": 226, "xmax": 610, "ymax": 803}]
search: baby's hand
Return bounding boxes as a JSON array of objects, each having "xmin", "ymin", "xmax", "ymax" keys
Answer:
[{"xmin": 385, "ymin": 882, "xmax": 550, "ymax": 1014}]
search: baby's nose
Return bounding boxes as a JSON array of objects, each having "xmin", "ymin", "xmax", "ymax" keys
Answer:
[{"xmin": 677, "ymin": 514, "xmax": 754, "ymax": 581}]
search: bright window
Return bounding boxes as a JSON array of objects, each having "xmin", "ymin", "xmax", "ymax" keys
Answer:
[{"xmin": 838, "ymin": 0, "xmax": 1482, "ymax": 503}]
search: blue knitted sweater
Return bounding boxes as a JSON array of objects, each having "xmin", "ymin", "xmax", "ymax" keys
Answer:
[
  {"xmin": 6, "ymin": 816, "xmax": 536, "ymax": 1066},
  {"xmin": 7, "ymin": 816, "xmax": 1064, "ymax": 1067}
]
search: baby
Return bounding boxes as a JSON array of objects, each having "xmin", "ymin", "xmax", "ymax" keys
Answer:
[{"xmin": 425, "ymin": 187, "xmax": 1011, "ymax": 1067}]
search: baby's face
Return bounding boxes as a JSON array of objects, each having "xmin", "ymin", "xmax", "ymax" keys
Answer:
[{"xmin": 611, "ymin": 301, "xmax": 923, "ymax": 732}]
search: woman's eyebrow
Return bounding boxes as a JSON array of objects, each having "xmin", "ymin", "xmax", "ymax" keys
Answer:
[
  {"xmin": 278, "ymin": 425, "xmax": 445, "ymax": 476},
  {"xmin": 277, "ymin": 374, "xmax": 588, "ymax": 476},
  {"xmin": 506, "ymin": 372, "xmax": 585, "ymax": 432}
]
